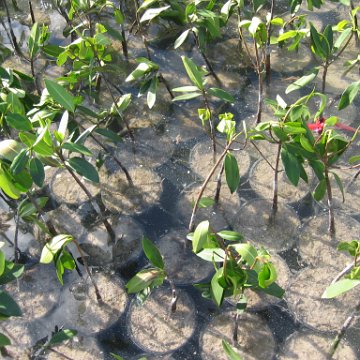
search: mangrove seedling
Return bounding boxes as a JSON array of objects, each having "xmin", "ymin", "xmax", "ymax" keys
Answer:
[
  {"xmin": 188, "ymin": 220, "xmax": 284, "ymax": 342},
  {"xmin": 126, "ymin": 237, "xmax": 178, "ymax": 313},
  {"xmin": 322, "ymin": 240, "xmax": 360, "ymax": 358}
]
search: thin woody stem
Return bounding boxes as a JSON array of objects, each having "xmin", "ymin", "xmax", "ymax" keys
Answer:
[
  {"xmin": 188, "ymin": 137, "xmax": 237, "ymax": 231},
  {"xmin": 270, "ymin": 142, "xmax": 282, "ymax": 222}
]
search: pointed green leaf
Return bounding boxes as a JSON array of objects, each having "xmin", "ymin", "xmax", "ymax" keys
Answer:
[
  {"xmin": 338, "ymin": 81, "xmax": 360, "ymax": 110},
  {"xmin": 174, "ymin": 29, "xmax": 190, "ymax": 49},
  {"xmin": 0, "ymin": 290, "xmax": 22, "ymax": 317},
  {"xmin": 225, "ymin": 152, "xmax": 240, "ymax": 193},
  {"xmin": 28, "ymin": 22, "xmax": 40, "ymax": 59},
  {"xmin": 285, "ymin": 67, "xmax": 319, "ymax": 94},
  {"xmin": 322, "ymin": 279, "xmax": 360, "ymax": 298},
  {"xmin": 281, "ymin": 148, "xmax": 300, "ymax": 186},
  {"xmin": 40, "ymin": 234, "xmax": 73, "ymax": 264},
  {"xmin": 217, "ymin": 230, "xmax": 243, "ymax": 242},
  {"xmin": 172, "ymin": 92, "xmax": 202, "ymax": 101},
  {"xmin": 181, "ymin": 56, "xmax": 204, "ymax": 90},
  {"xmin": 0, "ymin": 332, "xmax": 11, "ymax": 347},
  {"xmin": 313, "ymin": 179, "xmax": 327, "ymax": 201},
  {"xmin": 47, "ymin": 329, "xmax": 77, "ymax": 347},
  {"xmin": 192, "ymin": 220, "xmax": 209, "ymax": 253},
  {"xmin": 62, "ymin": 142, "xmax": 93, "ymax": 156},
  {"xmin": 147, "ymin": 76, "xmax": 158, "ymax": 109},
  {"xmin": 331, "ymin": 171, "xmax": 345, "ymax": 203},
  {"xmin": 126, "ymin": 268, "xmax": 164, "ymax": 293},
  {"xmin": 6, "ymin": 113, "xmax": 32, "ymax": 131},
  {"xmin": 29, "ymin": 157, "xmax": 45, "ymax": 187},
  {"xmin": 142, "ymin": 237, "xmax": 164, "ymax": 269},
  {"xmin": 67, "ymin": 157, "xmax": 99, "ymax": 183},
  {"xmin": 208, "ymin": 88, "xmax": 235, "ymax": 103},
  {"xmin": 211, "ymin": 268, "xmax": 225, "ymax": 307},
  {"xmin": 45, "ymin": 79, "xmax": 75, "ymax": 112},
  {"xmin": 222, "ymin": 340, "xmax": 244, "ymax": 360},
  {"xmin": 140, "ymin": 5, "xmax": 170, "ymax": 22}
]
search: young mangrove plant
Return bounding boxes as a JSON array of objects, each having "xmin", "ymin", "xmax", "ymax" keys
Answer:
[
  {"xmin": 0, "ymin": 243, "xmax": 23, "ymax": 353},
  {"xmin": 126, "ymin": 237, "xmax": 178, "ymax": 313},
  {"xmin": 173, "ymin": 55, "xmax": 235, "ymax": 154},
  {"xmin": 322, "ymin": 240, "xmax": 360, "ymax": 358},
  {"xmin": 188, "ymin": 220, "xmax": 284, "ymax": 342}
]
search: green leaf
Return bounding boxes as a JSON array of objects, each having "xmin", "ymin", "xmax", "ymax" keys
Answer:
[
  {"xmin": 28, "ymin": 22, "xmax": 40, "ymax": 59},
  {"xmin": 174, "ymin": 29, "xmax": 190, "ymax": 49},
  {"xmin": 249, "ymin": 17, "xmax": 262, "ymax": 36},
  {"xmin": 281, "ymin": 148, "xmax": 300, "ymax": 186},
  {"xmin": 126, "ymin": 268, "xmax": 164, "ymax": 293},
  {"xmin": 313, "ymin": 179, "xmax": 327, "ymax": 201},
  {"xmin": 322, "ymin": 279, "xmax": 360, "ymax": 298},
  {"xmin": 334, "ymin": 27, "xmax": 352, "ymax": 50},
  {"xmin": 181, "ymin": 56, "xmax": 204, "ymax": 90},
  {"xmin": 67, "ymin": 157, "xmax": 99, "ymax": 183},
  {"xmin": 47, "ymin": 329, "xmax": 77, "ymax": 347},
  {"xmin": 331, "ymin": 171, "xmax": 345, "ymax": 203},
  {"xmin": 147, "ymin": 76, "xmax": 158, "ymax": 109},
  {"xmin": 62, "ymin": 142, "xmax": 93, "ymax": 156},
  {"xmin": 0, "ymin": 332, "xmax": 11, "ymax": 347},
  {"xmin": 18, "ymin": 197, "xmax": 48, "ymax": 218},
  {"xmin": 114, "ymin": 9, "xmax": 124, "ymax": 24},
  {"xmin": 349, "ymin": 155, "xmax": 360, "ymax": 164},
  {"xmin": 172, "ymin": 86, "xmax": 200, "ymax": 92},
  {"xmin": 57, "ymin": 110, "xmax": 69, "ymax": 142},
  {"xmin": 211, "ymin": 268, "xmax": 225, "ymax": 307},
  {"xmin": 140, "ymin": 5, "xmax": 170, "ymax": 22},
  {"xmin": 222, "ymin": 340, "xmax": 243, "ymax": 360},
  {"xmin": 29, "ymin": 158, "xmax": 45, "ymax": 187},
  {"xmin": 0, "ymin": 290, "xmax": 22, "ymax": 317},
  {"xmin": 110, "ymin": 354, "xmax": 124, "ymax": 360},
  {"xmin": 0, "ymin": 251, "xmax": 5, "ymax": 276},
  {"xmin": 142, "ymin": 237, "xmax": 164, "ymax": 269},
  {"xmin": 338, "ymin": 81, "xmax": 360, "ymax": 110},
  {"xmin": 172, "ymin": 92, "xmax": 202, "ymax": 101},
  {"xmin": 192, "ymin": 220, "xmax": 209, "ymax": 254},
  {"xmin": 125, "ymin": 62, "xmax": 152, "ymax": 82},
  {"xmin": 231, "ymin": 243, "xmax": 258, "ymax": 269},
  {"xmin": 224, "ymin": 152, "xmax": 240, "ymax": 193},
  {"xmin": 45, "ymin": 79, "xmax": 75, "ymax": 112},
  {"xmin": 310, "ymin": 23, "xmax": 328, "ymax": 59},
  {"xmin": 285, "ymin": 67, "xmax": 319, "ymax": 94},
  {"xmin": 258, "ymin": 262, "xmax": 277, "ymax": 288},
  {"xmin": 10, "ymin": 149, "xmax": 28, "ymax": 175},
  {"xmin": 217, "ymin": 230, "xmax": 243, "ymax": 242},
  {"xmin": 0, "ymin": 262, "xmax": 24, "ymax": 285},
  {"xmin": 6, "ymin": 113, "xmax": 32, "ymax": 131},
  {"xmin": 94, "ymin": 128, "xmax": 122, "ymax": 143},
  {"xmin": 40, "ymin": 234, "xmax": 73, "ymax": 264},
  {"xmin": 0, "ymin": 168, "xmax": 21, "ymax": 199},
  {"xmin": 198, "ymin": 197, "xmax": 215, "ymax": 208},
  {"xmin": 208, "ymin": 88, "xmax": 235, "ymax": 103},
  {"xmin": 196, "ymin": 248, "xmax": 226, "ymax": 262}
]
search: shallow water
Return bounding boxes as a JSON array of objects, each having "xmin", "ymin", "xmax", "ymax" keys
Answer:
[{"xmin": 1, "ymin": 0, "xmax": 360, "ymax": 359}]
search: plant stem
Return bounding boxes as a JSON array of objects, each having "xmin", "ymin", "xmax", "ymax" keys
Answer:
[
  {"xmin": 142, "ymin": 36, "xmax": 174, "ymax": 99},
  {"xmin": 254, "ymin": 38, "xmax": 263, "ymax": 124},
  {"xmin": 119, "ymin": 1, "xmax": 128, "ymax": 59},
  {"xmin": 324, "ymin": 160, "xmax": 335, "ymax": 236},
  {"xmin": 203, "ymin": 91, "xmax": 216, "ymax": 155},
  {"xmin": 189, "ymin": 138, "xmax": 236, "ymax": 231},
  {"xmin": 57, "ymin": 152, "xmax": 116, "ymax": 242},
  {"xmin": 102, "ymin": 75, "xmax": 134, "ymax": 143},
  {"xmin": 328, "ymin": 300, "xmax": 360, "ymax": 358},
  {"xmin": 193, "ymin": 32, "xmax": 220, "ymax": 83},
  {"xmin": 28, "ymin": 0, "xmax": 35, "ymax": 24},
  {"xmin": 214, "ymin": 161, "xmax": 225, "ymax": 203},
  {"xmin": 270, "ymin": 142, "xmax": 282, "ymax": 223},
  {"xmin": 232, "ymin": 312, "xmax": 240, "ymax": 345},
  {"xmin": 1, "ymin": 0, "xmax": 24, "ymax": 57},
  {"xmin": 321, "ymin": 60, "xmax": 329, "ymax": 94},
  {"xmin": 168, "ymin": 278, "xmax": 178, "ymax": 313},
  {"xmin": 72, "ymin": 116, "xmax": 133, "ymax": 185},
  {"xmin": 73, "ymin": 239, "xmax": 103, "ymax": 303},
  {"xmin": 265, "ymin": 0, "xmax": 275, "ymax": 83}
]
